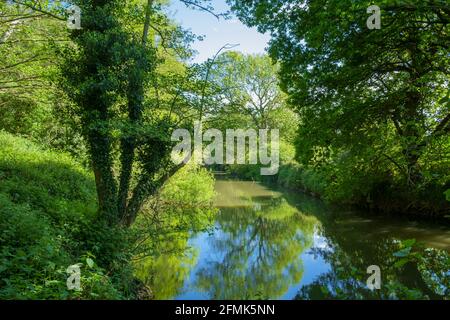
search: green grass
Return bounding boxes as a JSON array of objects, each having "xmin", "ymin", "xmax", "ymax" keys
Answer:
[{"xmin": 0, "ymin": 131, "xmax": 127, "ymax": 299}]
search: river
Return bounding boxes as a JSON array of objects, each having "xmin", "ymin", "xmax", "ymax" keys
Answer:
[{"xmin": 142, "ymin": 178, "xmax": 450, "ymax": 300}]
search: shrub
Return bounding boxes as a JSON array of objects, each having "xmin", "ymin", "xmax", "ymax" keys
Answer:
[{"xmin": 0, "ymin": 132, "xmax": 129, "ymax": 299}]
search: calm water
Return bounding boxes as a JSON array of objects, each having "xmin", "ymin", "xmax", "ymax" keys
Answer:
[{"xmin": 143, "ymin": 179, "xmax": 450, "ymax": 300}]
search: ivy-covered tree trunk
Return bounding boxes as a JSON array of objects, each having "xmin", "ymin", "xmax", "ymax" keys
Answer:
[
  {"xmin": 117, "ymin": 0, "xmax": 153, "ymax": 222},
  {"xmin": 88, "ymin": 121, "xmax": 119, "ymax": 224},
  {"xmin": 59, "ymin": 0, "xmax": 192, "ymax": 226},
  {"xmin": 117, "ymin": 75, "xmax": 145, "ymax": 220},
  {"xmin": 61, "ymin": 0, "xmax": 131, "ymax": 224}
]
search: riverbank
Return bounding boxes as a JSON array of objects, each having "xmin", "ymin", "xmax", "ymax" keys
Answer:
[
  {"xmin": 3, "ymin": 129, "xmax": 447, "ymax": 300},
  {"xmin": 0, "ymin": 132, "xmax": 216, "ymax": 299},
  {"xmin": 0, "ymin": 132, "xmax": 134, "ymax": 299},
  {"xmin": 226, "ymin": 162, "xmax": 450, "ymax": 220}
]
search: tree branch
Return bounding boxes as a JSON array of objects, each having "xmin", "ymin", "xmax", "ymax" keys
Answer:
[
  {"xmin": 10, "ymin": 0, "xmax": 66, "ymax": 21},
  {"xmin": 179, "ymin": 0, "xmax": 222, "ymax": 20}
]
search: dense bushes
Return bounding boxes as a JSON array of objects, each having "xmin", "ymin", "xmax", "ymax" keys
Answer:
[
  {"xmin": 0, "ymin": 131, "xmax": 218, "ymax": 299},
  {"xmin": 228, "ymin": 147, "xmax": 449, "ymax": 217},
  {"xmin": 0, "ymin": 132, "xmax": 130, "ymax": 299},
  {"xmin": 229, "ymin": 161, "xmax": 327, "ymax": 198},
  {"xmin": 225, "ymin": 138, "xmax": 327, "ymax": 197},
  {"xmin": 238, "ymin": 159, "xmax": 449, "ymax": 216}
]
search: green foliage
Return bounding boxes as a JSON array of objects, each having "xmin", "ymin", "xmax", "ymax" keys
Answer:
[
  {"xmin": 0, "ymin": 97, "xmax": 48, "ymax": 138},
  {"xmin": 0, "ymin": 132, "xmax": 131, "ymax": 299},
  {"xmin": 228, "ymin": 0, "xmax": 450, "ymax": 216},
  {"xmin": 389, "ymin": 239, "xmax": 449, "ymax": 299},
  {"xmin": 0, "ymin": 2, "xmax": 89, "ymax": 161},
  {"xmin": 134, "ymin": 164, "xmax": 217, "ymax": 245},
  {"xmin": 0, "ymin": 131, "xmax": 97, "ymax": 220},
  {"xmin": 296, "ymin": 168, "xmax": 327, "ymax": 197},
  {"xmin": 160, "ymin": 165, "xmax": 216, "ymax": 212},
  {"xmin": 133, "ymin": 165, "xmax": 217, "ymax": 298},
  {"xmin": 445, "ymin": 189, "xmax": 450, "ymax": 202},
  {"xmin": 228, "ymin": 138, "xmax": 327, "ymax": 197},
  {"xmin": 205, "ymin": 51, "xmax": 295, "ymax": 135}
]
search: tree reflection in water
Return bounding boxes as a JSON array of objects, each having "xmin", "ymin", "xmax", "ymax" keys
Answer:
[
  {"xmin": 135, "ymin": 180, "xmax": 449, "ymax": 300},
  {"xmin": 293, "ymin": 210, "xmax": 450, "ymax": 300},
  {"xmin": 194, "ymin": 196, "xmax": 319, "ymax": 299}
]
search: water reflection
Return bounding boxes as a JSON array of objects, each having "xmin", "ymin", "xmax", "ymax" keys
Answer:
[
  {"xmin": 193, "ymin": 196, "xmax": 319, "ymax": 299},
  {"xmin": 294, "ymin": 210, "xmax": 450, "ymax": 299},
  {"xmin": 134, "ymin": 233, "xmax": 199, "ymax": 299},
  {"xmin": 139, "ymin": 179, "xmax": 450, "ymax": 300}
]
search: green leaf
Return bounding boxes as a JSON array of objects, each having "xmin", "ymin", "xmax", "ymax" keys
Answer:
[
  {"xmin": 394, "ymin": 258, "xmax": 409, "ymax": 269},
  {"xmin": 401, "ymin": 239, "xmax": 416, "ymax": 248},
  {"xmin": 444, "ymin": 189, "xmax": 450, "ymax": 202},
  {"xmin": 86, "ymin": 258, "xmax": 94, "ymax": 269}
]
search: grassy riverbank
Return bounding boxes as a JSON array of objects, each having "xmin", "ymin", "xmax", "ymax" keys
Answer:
[
  {"xmin": 0, "ymin": 132, "xmax": 216, "ymax": 299},
  {"xmin": 228, "ymin": 159, "xmax": 450, "ymax": 219},
  {"xmin": 0, "ymin": 131, "xmax": 133, "ymax": 299}
]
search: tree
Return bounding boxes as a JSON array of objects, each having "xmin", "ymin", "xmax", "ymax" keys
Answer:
[
  {"xmin": 228, "ymin": 0, "xmax": 450, "ymax": 188},
  {"xmin": 0, "ymin": 1, "xmax": 79, "ymax": 148},
  {"xmin": 207, "ymin": 52, "xmax": 286, "ymax": 130},
  {"xmin": 4, "ymin": 0, "xmax": 227, "ymax": 227},
  {"xmin": 57, "ymin": 0, "xmax": 230, "ymax": 227}
]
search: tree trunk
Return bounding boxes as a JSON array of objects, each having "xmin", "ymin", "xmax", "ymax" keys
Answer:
[
  {"xmin": 402, "ymin": 90, "xmax": 424, "ymax": 186},
  {"xmin": 117, "ymin": 0, "xmax": 153, "ymax": 221},
  {"xmin": 88, "ymin": 131, "xmax": 119, "ymax": 224}
]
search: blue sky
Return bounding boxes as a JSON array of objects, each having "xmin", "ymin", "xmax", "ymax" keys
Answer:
[{"xmin": 165, "ymin": 0, "xmax": 271, "ymax": 63}]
